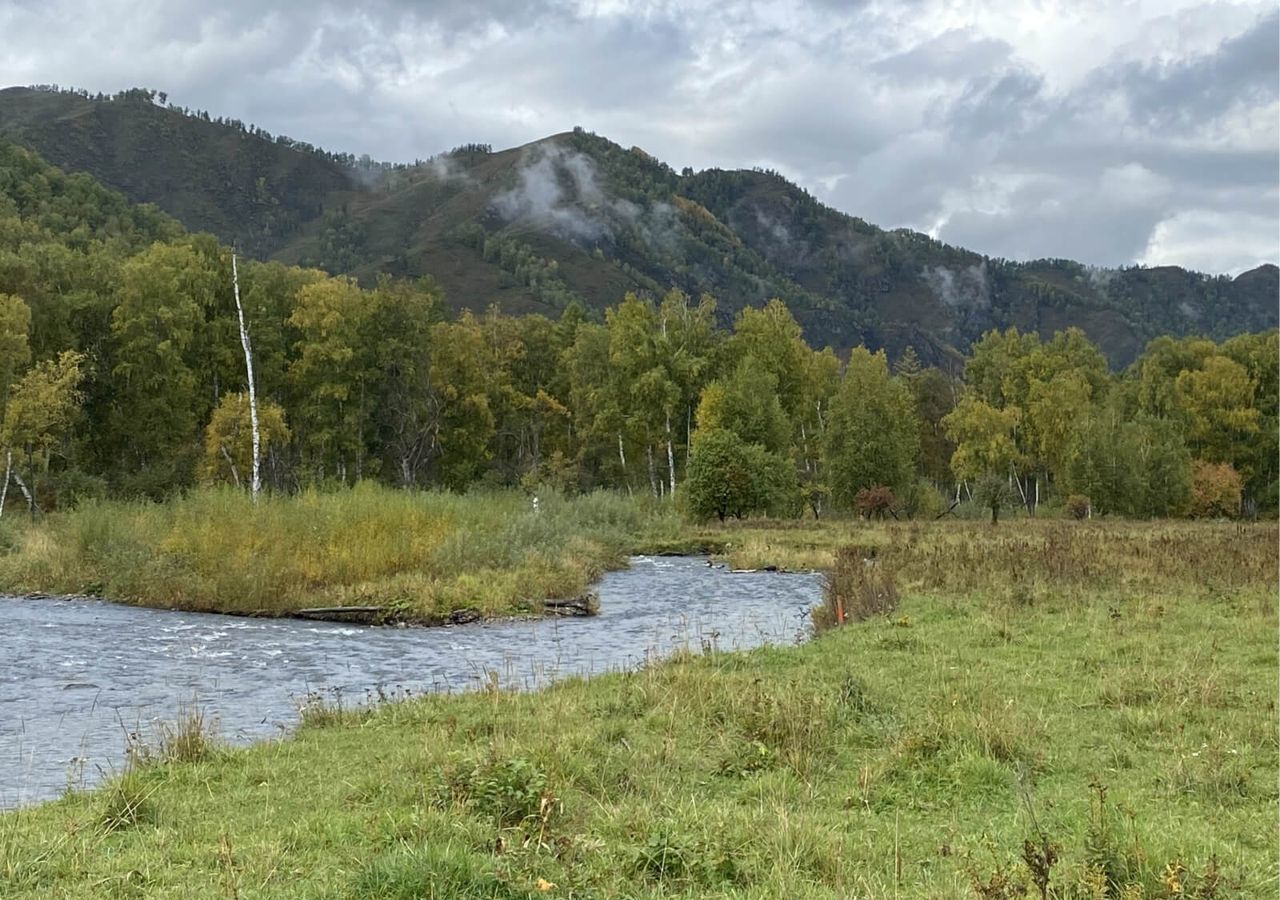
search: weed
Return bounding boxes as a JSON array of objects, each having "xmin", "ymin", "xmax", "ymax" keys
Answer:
[
  {"xmin": 813, "ymin": 545, "xmax": 898, "ymax": 630},
  {"xmin": 98, "ymin": 774, "xmax": 156, "ymax": 833},
  {"xmin": 435, "ymin": 756, "xmax": 558, "ymax": 833}
]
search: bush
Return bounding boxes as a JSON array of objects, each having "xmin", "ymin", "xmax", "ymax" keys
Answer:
[
  {"xmin": 813, "ymin": 545, "xmax": 898, "ymax": 632},
  {"xmin": 685, "ymin": 428, "xmax": 796, "ymax": 522},
  {"xmin": 853, "ymin": 485, "xmax": 897, "ymax": 519},
  {"xmin": 1190, "ymin": 461, "xmax": 1242, "ymax": 518},
  {"xmin": 903, "ymin": 478, "xmax": 947, "ymax": 520},
  {"xmin": 975, "ymin": 474, "xmax": 1017, "ymax": 525},
  {"xmin": 1066, "ymin": 494, "xmax": 1091, "ymax": 520}
]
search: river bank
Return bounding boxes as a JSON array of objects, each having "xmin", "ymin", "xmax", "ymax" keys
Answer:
[
  {"xmin": 3, "ymin": 519, "xmax": 1274, "ymax": 897},
  {"xmin": 0, "ymin": 486, "xmax": 700, "ymax": 623}
]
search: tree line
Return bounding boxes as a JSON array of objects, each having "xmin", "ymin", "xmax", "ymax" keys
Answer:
[
  {"xmin": 3, "ymin": 256, "xmax": 1275, "ymax": 520},
  {"xmin": 0, "ymin": 138, "xmax": 1273, "ymax": 519}
]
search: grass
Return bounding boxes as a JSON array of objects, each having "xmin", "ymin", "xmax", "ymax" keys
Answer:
[
  {"xmin": 1, "ymin": 518, "xmax": 1274, "ymax": 898},
  {"xmin": 0, "ymin": 485, "xmax": 688, "ymax": 621}
]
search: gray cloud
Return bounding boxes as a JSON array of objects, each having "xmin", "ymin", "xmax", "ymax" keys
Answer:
[{"xmin": 0, "ymin": 0, "xmax": 1274, "ymax": 274}]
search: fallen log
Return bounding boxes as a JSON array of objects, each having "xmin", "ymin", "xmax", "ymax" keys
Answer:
[
  {"xmin": 295, "ymin": 605, "xmax": 385, "ymax": 624},
  {"xmin": 543, "ymin": 593, "xmax": 599, "ymax": 617}
]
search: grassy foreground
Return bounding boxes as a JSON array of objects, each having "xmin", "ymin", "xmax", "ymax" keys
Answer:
[
  {"xmin": 2, "ymin": 519, "xmax": 1275, "ymax": 898},
  {"xmin": 0, "ymin": 486, "xmax": 689, "ymax": 621}
]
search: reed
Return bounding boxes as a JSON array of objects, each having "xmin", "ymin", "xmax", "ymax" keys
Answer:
[{"xmin": 0, "ymin": 485, "xmax": 682, "ymax": 620}]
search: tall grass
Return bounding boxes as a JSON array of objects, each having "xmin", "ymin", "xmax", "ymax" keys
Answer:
[{"xmin": 0, "ymin": 485, "xmax": 682, "ymax": 620}]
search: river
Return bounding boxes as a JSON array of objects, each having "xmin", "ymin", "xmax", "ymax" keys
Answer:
[{"xmin": 1, "ymin": 556, "xmax": 820, "ymax": 808}]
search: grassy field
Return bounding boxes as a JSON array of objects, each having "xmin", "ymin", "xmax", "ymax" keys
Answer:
[
  {"xmin": 1, "ymin": 518, "xmax": 1274, "ymax": 898},
  {"xmin": 0, "ymin": 486, "xmax": 691, "ymax": 622}
]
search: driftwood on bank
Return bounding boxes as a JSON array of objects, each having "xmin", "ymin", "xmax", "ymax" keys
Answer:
[
  {"xmin": 543, "ymin": 593, "xmax": 599, "ymax": 617},
  {"xmin": 295, "ymin": 605, "xmax": 385, "ymax": 624}
]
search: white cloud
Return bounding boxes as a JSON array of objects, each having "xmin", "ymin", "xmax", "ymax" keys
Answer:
[
  {"xmin": 0, "ymin": 0, "xmax": 1274, "ymax": 273},
  {"xmin": 1140, "ymin": 210, "xmax": 1279, "ymax": 275}
]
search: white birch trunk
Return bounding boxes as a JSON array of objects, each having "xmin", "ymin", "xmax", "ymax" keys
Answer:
[
  {"xmin": 219, "ymin": 443, "xmax": 241, "ymax": 489},
  {"xmin": 1011, "ymin": 466, "xmax": 1028, "ymax": 506},
  {"xmin": 617, "ymin": 432, "xmax": 627, "ymax": 470},
  {"xmin": 12, "ymin": 466, "xmax": 33, "ymax": 517},
  {"xmin": 231, "ymin": 253, "xmax": 262, "ymax": 500},
  {"xmin": 0, "ymin": 450, "xmax": 9, "ymax": 519},
  {"xmin": 646, "ymin": 445, "xmax": 659, "ymax": 498}
]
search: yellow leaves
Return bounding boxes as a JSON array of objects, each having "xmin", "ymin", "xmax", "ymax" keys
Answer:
[
  {"xmin": 535, "ymin": 877, "xmax": 557, "ymax": 892},
  {"xmin": 2, "ymin": 350, "xmax": 85, "ymax": 460}
]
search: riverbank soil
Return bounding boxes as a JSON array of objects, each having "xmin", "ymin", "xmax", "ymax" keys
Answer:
[{"xmin": 2, "ymin": 520, "xmax": 1275, "ymax": 898}]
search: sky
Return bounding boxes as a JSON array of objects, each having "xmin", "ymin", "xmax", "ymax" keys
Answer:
[{"xmin": 2, "ymin": 0, "xmax": 1277, "ymax": 275}]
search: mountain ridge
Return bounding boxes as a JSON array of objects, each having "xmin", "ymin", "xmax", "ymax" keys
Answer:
[{"xmin": 1, "ymin": 84, "xmax": 1274, "ymax": 365}]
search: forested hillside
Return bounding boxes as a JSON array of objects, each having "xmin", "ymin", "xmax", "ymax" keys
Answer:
[
  {"xmin": 0, "ymin": 134, "xmax": 1274, "ymax": 519},
  {"xmin": 1, "ymin": 85, "xmax": 1274, "ymax": 367}
]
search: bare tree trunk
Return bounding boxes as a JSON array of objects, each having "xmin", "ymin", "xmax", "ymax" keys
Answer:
[
  {"xmin": 12, "ymin": 466, "xmax": 34, "ymax": 519},
  {"xmin": 617, "ymin": 432, "xmax": 627, "ymax": 471},
  {"xmin": 0, "ymin": 450, "xmax": 9, "ymax": 519},
  {"xmin": 1011, "ymin": 466, "xmax": 1028, "ymax": 507},
  {"xmin": 646, "ymin": 444, "xmax": 659, "ymax": 498},
  {"xmin": 231, "ymin": 253, "xmax": 262, "ymax": 501},
  {"xmin": 219, "ymin": 443, "xmax": 241, "ymax": 489}
]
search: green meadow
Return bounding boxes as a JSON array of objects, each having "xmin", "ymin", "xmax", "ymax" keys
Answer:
[{"xmin": 2, "ymin": 516, "xmax": 1273, "ymax": 898}]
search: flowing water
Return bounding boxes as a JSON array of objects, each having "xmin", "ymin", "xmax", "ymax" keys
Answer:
[{"xmin": 1, "ymin": 556, "xmax": 820, "ymax": 808}]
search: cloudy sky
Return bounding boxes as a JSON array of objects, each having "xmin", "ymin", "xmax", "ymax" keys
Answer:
[{"xmin": 2, "ymin": 0, "xmax": 1276, "ymax": 274}]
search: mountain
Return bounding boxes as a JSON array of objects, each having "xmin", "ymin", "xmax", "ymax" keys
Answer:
[{"xmin": 2, "ymin": 85, "xmax": 1274, "ymax": 365}]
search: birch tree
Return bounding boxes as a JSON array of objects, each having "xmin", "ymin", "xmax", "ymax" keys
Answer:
[
  {"xmin": 824, "ymin": 347, "xmax": 918, "ymax": 509},
  {"xmin": 0, "ymin": 294, "xmax": 31, "ymax": 514},
  {"xmin": 1, "ymin": 351, "xmax": 85, "ymax": 517},
  {"xmin": 200, "ymin": 392, "xmax": 290, "ymax": 488},
  {"xmin": 230, "ymin": 253, "xmax": 262, "ymax": 498},
  {"xmin": 287, "ymin": 276, "xmax": 380, "ymax": 482},
  {"xmin": 109, "ymin": 243, "xmax": 207, "ymax": 488}
]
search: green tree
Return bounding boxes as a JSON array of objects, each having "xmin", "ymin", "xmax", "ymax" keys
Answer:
[
  {"xmin": 824, "ymin": 347, "xmax": 918, "ymax": 509},
  {"xmin": 908, "ymin": 366, "xmax": 958, "ymax": 486},
  {"xmin": 942, "ymin": 395, "xmax": 1020, "ymax": 487},
  {"xmin": 109, "ymin": 242, "xmax": 210, "ymax": 491},
  {"xmin": 200, "ymin": 393, "xmax": 290, "ymax": 489},
  {"xmin": 0, "ymin": 293, "xmax": 31, "ymax": 417},
  {"xmin": 1175, "ymin": 355, "xmax": 1260, "ymax": 470},
  {"xmin": 695, "ymin": 355, "xmax": 790, "ymax": 454},
  {"xmin": 287, "ymin": 275, "xmax": 380, "ymax": 482},
  {"xmin": 1222, "ymin": 330, "xmax": 1279, "ymax": 510},
  {"xmin": 1, "ymin": 350, "xmax": 85, "ymax": 516},
  {"xmin": 1132, "ymin": 415, "xmax": 1192, "ymax": 517},
  {"xmin": 369, "ymin": 276, "xmax": 445, "ymax": 486},
  {"xmin": 684, "ymin": 428, "xmax": 794, "ymax": 522},
  {"xmin": 427, "ymin": 313, "xmax": 497, "ymax": 490},
  {"xmin": 1064, "ymin": 403, "xmax": 1140, "ymax": 516},
  {"xmin": 726, "ymin": 299, "xmax": 811, "ymax": 428}
]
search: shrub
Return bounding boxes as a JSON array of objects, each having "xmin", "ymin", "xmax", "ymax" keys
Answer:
[
  {"xmin": 1066, "ymin": 494, "xmax": 1091, "ymax": 520},
  {"xmin": 435, "ymin": 756, "xmax": 556, "ymax": 829},
  {"xmin": 814, "ymin": 545, "xmax": 898, "ymax": 631},
  {"xmin": 975, "ymin": 474, "xmax": 1017, "ymax": 525},
  {"xmin": 684, "ymin": 428, "xmax": 795, "ymax": 522},
  {"xmin": 904, "ymin": 478, "xmax": 947, "ymax": 519},
  {"xmin": 853, "ymin": 485, "xmax": 897, "ymax": 519},
  {"xmin": 1190, "ymin": 460, "xmax": 1242, "ymax": 518}
]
